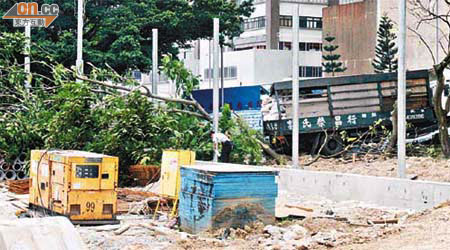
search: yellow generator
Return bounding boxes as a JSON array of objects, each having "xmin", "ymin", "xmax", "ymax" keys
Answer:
[{"xmin": 29, "ymin": 150, "xmax": 119, "ymax": 225}]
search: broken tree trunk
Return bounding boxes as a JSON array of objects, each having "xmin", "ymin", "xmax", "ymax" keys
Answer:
[
  {"xmin": 387, "ymin": 101, "xmax": 398, "ymax": 153},
  {"xmin": 77, "ymin": 74, "xmax": 286, "ymax": 164},
  {"xmin": 433, "ymin": 57, "xmax": 450, "ymax": 157}
]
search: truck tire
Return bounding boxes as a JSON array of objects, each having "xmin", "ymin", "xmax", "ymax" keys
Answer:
[{"xmin": 320, "ymin": 134, "xmax": 344, "ymax": 156}]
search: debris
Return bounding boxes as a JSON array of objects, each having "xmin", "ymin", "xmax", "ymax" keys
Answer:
[
  {"xmin": 434, "ymin": 200, "xmax": 450, "ymax": 209},
  {"xmin": 409, "ymin": 174, "xmax": 418, "ymax": 180},
  {"xmin": 165, "ymin": 217, "xmax": 178, "ymax": 229},
  {"xmin": 138, "ymin": 223, "xmax": 172, "ymax": 236},
  {"xmin": 129, "ymin": 165, "xmax": 160, "ymax": 186},
  {"xmin": 6, "ymin": 179, "xmax": 29, "ymax": 194},
  {"xmin": 117, "ymin": 188, "xmax": 162, "ymax": 215},
  {"xmin": 285, "ymin": 204, "xmax": 314, "ymax": 212},
  {"xmin": 264, "ymin": 225, "xmax": 286, "ymax": 237},
  {"xmin": 368, "ymin": 218, "xmax": 398, "ymax": 225},
  {"xmin": 114, "ymin": 225, "xmax": 131, "ymax": 235},
  {"xmin": 325, "ymin": 209, "xmax": 334, "ymax": 216},
  {"xmin": 92, "ymin": 224, "xmax": 122, "ymax": 232},
  {"xmin": 117, "ymin": 188, "xmax": 159, "ymax": 198}
]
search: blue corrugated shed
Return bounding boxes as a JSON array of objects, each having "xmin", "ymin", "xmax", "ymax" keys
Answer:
[{"xmin": 179, "ymin": 162, "xmax": 278, "ymax": 234}]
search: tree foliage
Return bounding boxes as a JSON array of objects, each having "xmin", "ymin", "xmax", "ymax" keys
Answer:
[
  {"xmin": 372, "ymin": 14, "xmax": 398, "ymax": 73},
  {"xmin": 219, "ymin": 104, "xmax": 263, "ymax": 165},
  {"xmin": 0, "ymin": 0, "xmax": 254, "ymax": 74},
  {"xmin": 322, "ymin": 35, "xmax": 347, "ymax": 76},
  {"xmin": 0, "ymin": 31, "xmax": 264, "ymax": 183}
]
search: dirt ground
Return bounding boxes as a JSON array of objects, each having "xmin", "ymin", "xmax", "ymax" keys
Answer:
[
  {"xmin": 3, "ymin": 182, "xmax": 450, "ymax": 250},
  {"xmin": 292, "ymin": 155, "xmax": 450, "ymax": 182},
  {"xmin": 2, "ymin": 154, "xmax": 450, "ymax": 249}
]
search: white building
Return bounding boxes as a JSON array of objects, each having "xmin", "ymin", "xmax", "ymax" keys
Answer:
[{"xmin": 180, "ymin": 0, "xmax": 328, "ymax": 89}]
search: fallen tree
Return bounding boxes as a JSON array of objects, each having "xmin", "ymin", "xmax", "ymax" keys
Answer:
[{"xmin": 0, "ymin": 33, "xmax": 285, "ymax": 170}]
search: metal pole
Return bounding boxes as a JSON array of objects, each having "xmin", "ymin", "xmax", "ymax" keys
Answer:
[
  {"xmin": 221, "ymin": 45, "xmax": 224, "ymax": 107},
  {"xmin": 213, "ymin": 18, "xmax": 220, "ymax": 162},
  {"xmin": 209, "ymin": 39, "xmax": 212, "ymax": 88},
  {"xmin": 76, "ymin": 0, "xmax": 83, "ymax": 82},
  {"xmin": 397, "ymin": 0, "xmax": 407, "ymax": 178},
  {"xmin": 24, "ymin": 24, "xmax": 31, "ymax": 89},
  {"xmin": 292, "ymin": 6, "xmax": 300, "ymax": 168},
  {"xmin": 152, "ymin": 29, "xmax": 158, "ymax": 96}
]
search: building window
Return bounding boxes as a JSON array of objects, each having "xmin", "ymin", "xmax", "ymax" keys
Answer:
[
  {"xmin": 279, "ymin": 42, "xmax": 292, "ymax": 50},
  {"xmin": 132, "ymin": 70, "xmax": 142, "ymax": 81},
  {"xmin": 280, "ymin": 15, "xmax": 292, "ymax": 27},
  {"xmin": 280, "ymin": 15, "xmax": 322, "ymax": 30},
  {"xmin": 243, "ymin": 16, "xmax": 266, "ymax": 31},
  {"xmin": 204, "ymin": 66, "xmax": 238, "ymax": 80},
  {"xmin": 235, "ymin": 44, "xmax": 266, "ymax": 51},
  {"xmin": 307, "ymin": 42, "xmax": 322, "ymax": 51},
  {"xmin": 279, "ymin": 42, "xmax": 322, "ymax": 51},
  {"xmin": 299, "ymin": 16, "xmax": 322, "ymax": 29},
  {"xmin": 299, "ymin": 66, "xmax": 322, "ymax": 78}
]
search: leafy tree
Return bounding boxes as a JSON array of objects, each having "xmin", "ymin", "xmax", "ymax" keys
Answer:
[
  {"xmin": 0, "ymin": 31, "xmax": 265, "ymax": 183},
  {"xmin": 372, "ymin": 15, "xmax": 398, "ymax": 73},
  {"xmin": 219, "ymin": 104, "xmax": 263, "ymax": 165},
  {"xmin": 0, "ymin": 0, "xmax": 253, "ymax": 75},
  {"xmin": 322, "ymin": 35, "xmax": 347, "ymax": 76},
  {"xmin": 219, "ymin": 104, "xmax": 234, "ymax": 133},
  {"xmin": 161, "ymin": 55, "xmax": 200, "ymax": 98}
]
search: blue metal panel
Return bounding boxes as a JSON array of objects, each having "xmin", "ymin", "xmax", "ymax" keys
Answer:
[
  {"xmin": 179, "ymin": 166, "xmax": 278, "ymax": 234},
  {"xmin": 192, "ymin": 86, "xmax": 262, "ymax": 113}
]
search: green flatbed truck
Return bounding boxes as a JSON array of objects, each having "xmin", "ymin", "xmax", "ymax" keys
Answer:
[{"xmin": 263, "ymin": 69, "xmax": 439, "ymax": 155}]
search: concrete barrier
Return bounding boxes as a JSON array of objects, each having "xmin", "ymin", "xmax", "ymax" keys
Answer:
[
  {"xmin": 0, "ymin": 217, "xmax": 86, "ymax": 250},
  {"xmin": 278, "ymin": 169, "xmax": 450, "ymax": 210}
]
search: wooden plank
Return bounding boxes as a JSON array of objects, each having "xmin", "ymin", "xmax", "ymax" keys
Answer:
[
  {"xmin": 331, "ymin": 90, "xmax": 379, "ymax": 100},
  {"xmin": 285, "ymin": 104, "xmax": 331, "ymax": 118},
  {"xmin": 332, "ymin": 98, "xmax": 380, "ymax": 108},
  {"xmin": 407, "ymin": 78, "xmax": 426, "ymax": 86},
  {"xmin": 330, "ymin": 83, "xmax": 377, "ymax": 92},
  {"xmin": 280, "ymin": 98, "xmax": 328, "ymax": 105},
  {"xmin": 380, "ymin": 81, "xmax": 396, "ymax": 88},
  {"xmin": 382, "ymin": 86, "xmax": 427, "ymax": 96},
  {"xmin": 333, "ymin": 106, "xmax": 380, "ymax": 115}
]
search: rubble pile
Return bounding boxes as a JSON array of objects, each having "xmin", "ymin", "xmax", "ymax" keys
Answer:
[{"xmin": 294, "ymin": 155, "xmax": 450, "ymax": 182}]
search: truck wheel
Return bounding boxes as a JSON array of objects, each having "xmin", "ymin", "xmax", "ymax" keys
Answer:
[{"xmin": 320, "ymin": 134, "xmax": 344, "ymax": 156}]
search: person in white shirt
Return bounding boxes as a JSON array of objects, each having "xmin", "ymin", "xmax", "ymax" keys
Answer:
[{"xmin": 211, "ymin": 132, "xmax": 233, "ymax": 163}]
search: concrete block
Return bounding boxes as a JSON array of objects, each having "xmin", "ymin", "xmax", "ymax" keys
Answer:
[{"xmin": 278, "ymin": 169, "xmax": 450, "ymax": 210}]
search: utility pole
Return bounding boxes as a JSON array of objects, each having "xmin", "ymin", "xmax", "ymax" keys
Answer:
[
  {"xmin": 221, "ymin": 45, "xmax": 224, "ymax": 107},
  {"xmin": 213, "ymin": 18, "xmax": 220, "ymax": 162},
  {"xmin": 24, "ymin": 23, "xmax": 31, "ymax": 89},
  {"xmin": 292, "ymin": 5, "xmax": 300, "ymax": 168},
  {"xmin": 209, "ymin": 39, "xmax": 212, "ymax": 88},
  {"xmin": 76, "ymin": 0, "xmax": 84, "ymax": 82},
  {"xmin": 152, "ymin": 29, "xmax": 158, "ymax": 96},
  {"xmin": 397, "ymin": 0, "xmax": 407, "ymax": 178}
]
